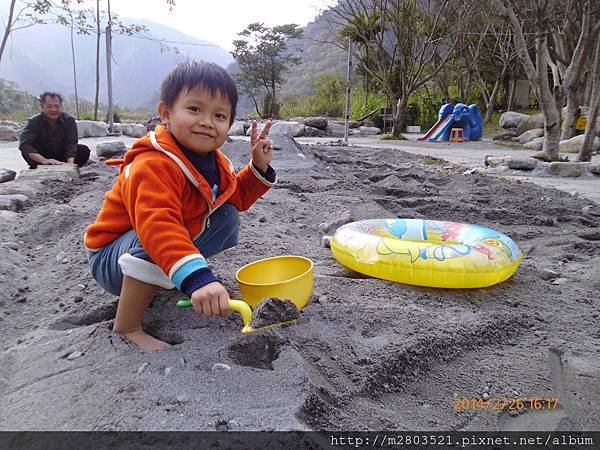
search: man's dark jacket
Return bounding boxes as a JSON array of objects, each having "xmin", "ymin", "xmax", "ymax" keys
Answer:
[{"xmin": 19, "ymin": 112, "xmax": 78, "ymax": 161}]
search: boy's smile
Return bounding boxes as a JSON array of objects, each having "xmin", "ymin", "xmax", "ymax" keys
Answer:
[{"xmin": 159, "ymin": 87, "xmax": 232, "ymax": 154}]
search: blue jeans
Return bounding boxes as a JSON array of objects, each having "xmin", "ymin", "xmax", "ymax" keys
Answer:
[{"xmin": 89, "ymin": 203, "xmax": 240, "ymax": 296}]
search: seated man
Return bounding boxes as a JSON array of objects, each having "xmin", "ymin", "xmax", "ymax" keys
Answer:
[{"xmin": 19, "ymin": 92, "xmax": 90, "ymax": 169}]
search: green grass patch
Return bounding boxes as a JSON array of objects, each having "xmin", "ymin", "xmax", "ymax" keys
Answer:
[
  {"xmin": 380, "ymin": 133, "xmax": 408, "ymax": 141},
  {"xmin": 420, "ymin": 156, "xmax": 445, "ymax": 166}
]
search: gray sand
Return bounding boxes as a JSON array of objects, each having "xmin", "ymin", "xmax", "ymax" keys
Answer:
[
  {"xmin": 0, "ymin": 139, "xmax": 599, "ymax": 431},
  {"xmin": 249, "ymin": 298, "xmax": 299, "ymax": 329}
]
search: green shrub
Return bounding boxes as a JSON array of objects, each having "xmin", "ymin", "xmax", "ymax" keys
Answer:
[
  {"xmin": 404, "ymin": 103, "xmax": 420, "ymax": 126},
  {"xmin": 409, "ymin": 89, "xmax": 444, "ymax": 129},
  {"xmin": 281, "ymin": 72, "xmax": 346, "ymax": 118},
  {"xmin": 350, "ymin": 84, "xmax": 387, "ymax": 120}
]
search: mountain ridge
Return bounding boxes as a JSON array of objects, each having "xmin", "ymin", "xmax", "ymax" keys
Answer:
[{"xmin": 0, "ymin": 8, "xmax": 344, "ymax": 114}]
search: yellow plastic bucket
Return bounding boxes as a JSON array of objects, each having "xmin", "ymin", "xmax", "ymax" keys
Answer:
[{"xmin": 235, "ymin": 255, "xmax": 314, "ymax": 309}]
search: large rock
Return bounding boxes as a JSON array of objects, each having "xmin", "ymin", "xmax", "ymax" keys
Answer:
[
  {"xmin": 325, "ymin": 123, "xmax": 347, "ymax": 137},
  {"xmin": 229, "ymin": 121, "xmax": 247, "ymax": 136},
  {"xmin": 523, "ymin": 137, "xmax": 544, "ymax": 151},
  {"xmin": 0, "ymin": 169, "xmax": 17, "ymax": 183},
  {"xmin": 270, "ymin": 134, "xmax": 301, "ymax": 153},
  {"xmin": 506, "ymin": 157, "xmax": 539, "ymax": 170},
  {"xmin": 18, "ymin": 164, "xmax": 80, "ymax": 182},
  {"xmin": 245, "ymin": 122, "xmax": 269, "ymax": 136},
  {"xmin": 0, "ymin": 194, "xmax": 31, "ymax": 212},
  {"xmin": 590, "ymin": 163, "xmax": 600, "ymax": 175},
  {"xmin": 0, "ymin": 121, "xmax": 22, "ymax": 141},
  {"xmin": 499, "ymin": 111, "xmax": 530, "ymax": 129},
  {"xmin": 96, "ymin": 141, "xmax": 127, "ymax": 158},
  {"xmin": 0, "ymin": 179, "xmax": 44, "ymax": 198},
  {"xmin": 270, "ymin": 121, "xmax": 305, "ymax": 137},
  {"xmin": 0, "ymin": 126, "xmax": 20, "ymax": 141},
  {"xmin": 111, "ymin": 123, "xmax": 124, "ymax": 134},
  {"xmin": 144, "ymin": 116, "xmax": 162, "ymax": 132},
  {"xmin": 518, "ymin": 128, "xmax": 544, "ymax": 144},
  {"xmin": 303, "ymin": 125, "xmax": 325, "ymax": 137},
  {"xmin": 357, "ymin": 126, "xmax": 382, "ymax": 135},
  {"xmin": 484, "ymin": 156, "xmax": 507, "ymax": 167},
  {"xmin": 517, "ymin": 113, "xmax": 545, "ymax": 134},
  {"xmin": 304, "ymin": 117, "xmax": 328, "ymax": 130},
  {"xmin": 492, "ymin": 130, "xmax": 519, "ymax": 141},
  {"xmin": 547, "ymin": 162, "xmax": 583, "ymax": 177},
  {"xmin": 76, "ymin": 120, "xmax": 109, "ymax": 138},
  {"xmin": 559, "ymin": 134, "xmax": 600, "ymax": 154},
  {"xmin": 121, "ymin": 124, "xmax": 147, "ymax": 138}
]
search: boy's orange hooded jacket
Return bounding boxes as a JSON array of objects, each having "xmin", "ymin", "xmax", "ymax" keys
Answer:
[{"xmin": 84, "ymin": 125, "xmax": 275, "ymax": 290}]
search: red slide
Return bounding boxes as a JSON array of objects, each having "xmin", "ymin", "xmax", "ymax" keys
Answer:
[{"xmin": 417, "ymin": 115, "xmax": 452, "ymax": 141}]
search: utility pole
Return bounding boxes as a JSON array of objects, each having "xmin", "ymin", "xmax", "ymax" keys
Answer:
[
  {"xmin": 105, "ymin": 0, "xmax": 114, "ymax": 133},
  {"xmin": 343, "ymin": 37, "xmax": 353, "ymax": 145}
]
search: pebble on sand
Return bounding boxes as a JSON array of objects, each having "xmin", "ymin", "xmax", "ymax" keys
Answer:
[
  {"xmin": 66, "ymin": 351, "xmax": 83, "ymax": 360},
  {"xmin": 137, "ymin": 362, "xmax": 150, "ymax": 374},
  {"xmin": 226, "ymin": 419, "xmax": 240, "ymax": 430},
  {"xmin": 176, "ymin": 395, "xmax": 190, "ymax": 404},
  {"xmin": 211, "ymin": 363, "xmax": 231, "ymax": 372}
]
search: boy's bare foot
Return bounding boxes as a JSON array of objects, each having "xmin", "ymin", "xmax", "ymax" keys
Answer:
[{"xmin": 117, "ymin": 328, "xmax": 171, "ymax": 352}]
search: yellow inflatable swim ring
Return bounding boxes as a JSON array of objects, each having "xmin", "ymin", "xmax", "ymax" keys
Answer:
[{"xmin": 330, "ymin": 219, "xmax": 522, "ymax": 288}]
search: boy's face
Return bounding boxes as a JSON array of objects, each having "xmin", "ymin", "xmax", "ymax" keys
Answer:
[{"xmin": 158, "ymin": 87, "xmax": 231, "ymax": 154}]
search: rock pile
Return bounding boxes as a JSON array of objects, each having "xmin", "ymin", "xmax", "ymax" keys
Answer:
[
  {"xmin": 495, "ymin": 111, "xmax": 600, "ymax": 154},
  {"xmin": 0, "ymin": 121, "xmax": 23, "ymax": 141},
  {"xmin": 228, "ymin": 117, "xmax": 381, "ymax": 138}
]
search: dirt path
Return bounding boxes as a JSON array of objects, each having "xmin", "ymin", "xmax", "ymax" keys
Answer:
[{"xmin": 0, "ymin": 140, "xmax": 598, "ymax": 431}]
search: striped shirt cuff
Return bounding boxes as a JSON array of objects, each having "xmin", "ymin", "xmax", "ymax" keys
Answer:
[{"xmin": 180, "ymin": 267, "xmax": 219, "ymax": 297}]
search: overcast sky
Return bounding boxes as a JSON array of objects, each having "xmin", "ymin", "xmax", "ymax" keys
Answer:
[{"xmin": 103, "ymin": 0, "xmax": 337, "ymax": 51}]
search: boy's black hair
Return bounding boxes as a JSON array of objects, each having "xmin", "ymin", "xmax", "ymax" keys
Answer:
[
  {"xmin": 39, "ymin": 91, "xmax": 63, "ymax": 106},
  {"xmin": 160, "ymin": 60, "xmax": 238, "ymax": 124}
]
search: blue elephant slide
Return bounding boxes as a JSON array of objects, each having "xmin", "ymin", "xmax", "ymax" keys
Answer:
[{"xmin": 418, "ymin": 103, "xmax": 483, "ymax": 142}]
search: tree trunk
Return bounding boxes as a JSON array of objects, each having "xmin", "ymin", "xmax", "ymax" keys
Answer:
[
  {"xmin": 507, "ymin": 77, "xmax": 516, "ymax": 111},
  {"xmin": 250, "ymin": 93, "xmax": 262, "ymax": 119},
  {"xmin": 583, "ymin": 70, "xmax": 593, "ymax": 106},
  {"xmin": 69, "ymin": 11, "xmax": 80, "ymax": 119},
  {"xmin": 578, "ymin": 89, "xmax": 600, "ymax": 162},
  {"xmin": 561, "ymin": 81, "xmax": 584, "ymax": 141},
  {"xmin": 485, "ymin": 76, "xmax": 502, "ymax": 123},
  {"xmin": 392, "ymin": 95, "xmax": 408, "ymax": 137},
  {"xmin": 0, "ymin": 0, "xmax": 17, "ymax": 66},
  {"xmin": 536, "ymin": 36, "xmax": 561, "ymax": 159},
  {"xmin": 94, "ymin": 0, "xmax": 101, "ymax": 121},
  {"xmin": 436, "ymin": 74, "xmax": 450, "ymax": 101},
  {"xmin": 577, "ymin": 39, "xmax": 600, "ymax": 162}
]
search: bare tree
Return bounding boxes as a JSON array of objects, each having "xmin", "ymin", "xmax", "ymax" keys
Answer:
[
  {"xmin": 1, "ymin": 0, "xmax": 53, "ymax": 66},
  {"xmin": 470, "ymin": 20, "xmax": 521, "ymax": 122},
  {"xmin": 578, "ymin": 38, "xmax": 600, "ymax": 161},
  {"xmin": 327, "ymin": 0, "xmax": 473, "ymax": 137},
  {"xmin": 491, "ymin": 0, "xmax": 600, "ymax": 160},
  {"xmin": 553, "ymin": 0, "xmax": 600, "ymax": 140}
]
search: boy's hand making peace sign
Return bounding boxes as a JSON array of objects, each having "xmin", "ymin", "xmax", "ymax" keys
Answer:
[{"xmin": 250, "ymin": 120, "xmax": 273, "ymax": 172}]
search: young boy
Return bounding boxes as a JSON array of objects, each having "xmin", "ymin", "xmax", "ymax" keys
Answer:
[{"xmin": 85, "ymin": 60, "xmax": 276, "ymax": 351}]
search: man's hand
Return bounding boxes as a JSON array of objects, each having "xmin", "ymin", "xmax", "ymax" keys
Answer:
[
  {"xmin": 44, "ymin": 158, "xmax": 65, "ymax": 165},
  {"xmin": 250, "ymin": 120, "xmax": 273, "ymax": 172},
  {"xmin": 190, "ymin": 281, "xmax": 230, "ymax": 317}
]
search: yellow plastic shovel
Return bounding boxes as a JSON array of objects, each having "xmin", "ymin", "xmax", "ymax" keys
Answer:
[{"xmin": 176, "ymin": 297, "xmax": 297, "ymax": 334}]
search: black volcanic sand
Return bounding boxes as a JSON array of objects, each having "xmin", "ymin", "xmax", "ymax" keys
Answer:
[
  {"xmin": 249, "ymin": 298, "xmax": 299, "ymax": 329},
  {"xmin": 0, "ymin": 139, "xmax": 599, "ymax": 431}
]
